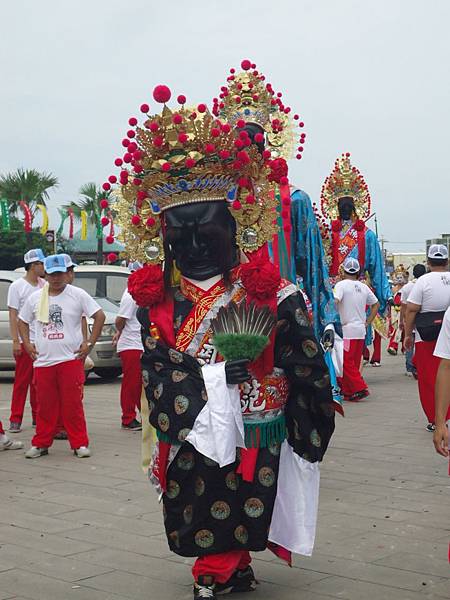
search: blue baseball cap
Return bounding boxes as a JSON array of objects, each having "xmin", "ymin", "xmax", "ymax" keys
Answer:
[
  {"xmin": 24, "ymin": 248, "xmax": 46, "ymax": 264},
  {"xmin": 60, "ymin": 253, "xmax": 78, "ymax": 268},
  {"xmin": 44, "ymin": 254, "xmax": 67, "ymax": 274}
]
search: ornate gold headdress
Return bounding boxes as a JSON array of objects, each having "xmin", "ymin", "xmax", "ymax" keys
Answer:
[
  {"xmin": 320, "ymin": 153, "xmax": 371, "ymax": 221},
  {"xmin": 393, "ymin": 264, "xmax": 409, "ymax": 284},
  {"xmin": 214, "ymin": 59, "xmax": 306, "ymax": 161},
  {"xmin": 105, "ymin": 85, "xmax": 278, "ymax": 263}
]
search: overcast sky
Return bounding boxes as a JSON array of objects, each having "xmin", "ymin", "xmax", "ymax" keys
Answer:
[{"xmin": 1, "ymin": 0, "xmax": 449, "ymax": 253}]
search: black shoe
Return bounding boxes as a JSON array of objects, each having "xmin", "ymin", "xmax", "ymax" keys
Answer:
[
  {"xmin": 216, "ymin": 566, "xmax": 257, "ymax": 595},
  {"xmin": 121, "ymin": 419, "xmax": 142, "ymax": 431},
  {"xmin": 426, "ymin": 423, "xmax": 436, "ymax": 432},
  {"xmin": 194, "ymin": 575, "xmax": 216, "ymax": 599}
]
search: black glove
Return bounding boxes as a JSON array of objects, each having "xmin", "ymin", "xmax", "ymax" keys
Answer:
[
  {"xmin": 321, "ymin": 328, "xmax": 335, "ymax": 350},
  {"xmin": 225, "ymin": 359, "xmax": 251, "ymax": 384},
  {"xmin": 387, "ymin": 297, "xmax": 395, "ymax": 307}
]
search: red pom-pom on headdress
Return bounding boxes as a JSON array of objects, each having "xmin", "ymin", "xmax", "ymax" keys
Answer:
[
  {"xmin": 128, "ymin": 264, "xmax": 165, "ymax": 308},
  {"xmin": 153, "ymin": 85, "xmax": 171, "ymax": 104}
]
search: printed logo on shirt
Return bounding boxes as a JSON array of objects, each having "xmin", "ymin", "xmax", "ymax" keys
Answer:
[
  {"xmin": 354, "ymin": 284, "xmax": 362, "ymax": 293},
  {"xmin": 441, "ymin": 275, "xmax": 450, "ymax": 286},
  {"xmin": 43, "ymin": 304, "xmax": 65, "ymax": 340}
]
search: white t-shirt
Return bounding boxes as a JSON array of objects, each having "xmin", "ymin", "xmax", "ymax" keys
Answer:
[
  {"xmin": 434, "ymin": 307, "xmax": 450, "ymax": 359},
  {"xmin": 116, "ymin": 290, "xmax": 143, "ymax": 353},
  {"xmin": 334, "ymin": 279, "xmax": 378, "ymax": 339},
  {"xmin": 400, "ymin": 281, "xmax": 414, "ymax": 304},
  {"xmin": 19, "ymin": 284, "xmax": 101, "ymax": 368},
  {"xmin": 7, "ymin": 277, "xmax": 45, "ymax": 342},
  {"xmin": 407, "ymin": 271, "xmax": 450, "ymax": 312}
]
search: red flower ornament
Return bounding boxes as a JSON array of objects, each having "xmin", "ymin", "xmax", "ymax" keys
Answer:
[{"xmin": 128, "ymin": 264, "xmax": 165, "ymax": 308}]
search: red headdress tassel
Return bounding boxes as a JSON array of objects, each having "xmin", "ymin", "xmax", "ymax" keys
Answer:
[
  {"xmin": 68, "ymin": 208, "xmax": 74, "ymax": 239},
  {"xmin": 240, "ymin": 245, "xmax": 281, "ymax": 379},
  {"xmin": 330, "ymin": 219, "xmax": 341, "ymax": 276},
  {"xmin": 19, "ymin": 201, "xmax": 32, "ymax": 233}
]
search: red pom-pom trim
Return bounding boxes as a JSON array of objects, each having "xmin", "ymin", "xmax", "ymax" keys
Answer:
[
  {"xmin": 153, "ymin": 85, "xmax": 171, "ymax": 104},
  {"xmin": 354, "ymin": 219, "xmax": 365, "ymax": 232},
  {"xmin": 241, "ymin": 59, "xmax": 252, "ymax": 71},
  {"xmin": 131, "ymin": 215, "xmax": 141, "ymax": 225},
  {"xmin": 101, "ymin": 217, "xmax": 110, "ymax": 227},
  {"xmin": 197, "ymin": 103, "xmax": 207, "ymax": 113},
  {"xmin": 140, "ymin": 103, "xmax": 149, "ymax": 113},
  {"xmin": 185, "ymin": 157, "xmax": 196, "ymax": 168},
  {"xmin": 240, "ymin": 256, "xmax": 281, "ymax": 303},
  {"xmin": 128, "ymin": 264, "xmax": 165, "ymax": 308},
  {"xmin": 177, "ymin": 94, "xmax": 186, "ymax": 104},
  {"xmin": 107, "ymin": 253, "xmax": 118, "ymax": 263},
  {"xmin": 106, "ymin": 235, "xmax": 115, "ymax": 244},
  {"xmin": 331, "ymin": 219, "xmax": 341, "ymax": 232},
  {"xmin": 100, "ymin": 199, "xmax": 109, "ymax": 209},
  {"xmin": 236, "ymin": 119, "xmax": 246, "ymax": 128}
]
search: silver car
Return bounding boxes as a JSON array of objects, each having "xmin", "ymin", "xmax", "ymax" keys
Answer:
[{"xmin": 0, "ymin": 268, "xmax": 128, "ymax": 379}]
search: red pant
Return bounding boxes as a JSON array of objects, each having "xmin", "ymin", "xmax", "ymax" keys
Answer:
[
  {"xmin": 32, "ymin": 360, "xmax": 88, "ymax": 449},
  {"xmin": 363, "ymin": 331, "xmax": 382, "ymax": 363},
  {"xmin": 192, "ymin": 551, "xmax": 251, "ymax": 584},
  {"xmin": 414, "ymin": 341, "xmax": 450, "ymax": 424},
  {"xmin": 0, "ymin": 420, "xmax": 4, "ymax": 435},
  {"xmin": 339, "ymin": 339, "xmax": 368, "ymax": 398},
  {"xmin": 9, "ymin": 344, "xmax": 37, "ymax": 424},
  {"xmin": 119, "ymin": 350, "xmax": 142, "ymax": 425}
]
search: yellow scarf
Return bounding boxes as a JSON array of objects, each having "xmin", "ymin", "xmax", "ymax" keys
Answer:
[{"xmin": 37, "ymin": 282, "xmax": 50, "ymax": 324}]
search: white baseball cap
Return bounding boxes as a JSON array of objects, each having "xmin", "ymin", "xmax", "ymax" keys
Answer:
[
  {"xmin": 24, "ymin": 248, "xmax": 46, "ymax": 264},
  {"xmin": 343, "ymin": 257, "xmax": 360, "ymax": 274},
  {"xmin": 60, "ymin": 253, "xmax": 78, "ymax": 268},
  {"xmin": 428, "ymin": 244, "xmax": 448, "ymax": 260}
]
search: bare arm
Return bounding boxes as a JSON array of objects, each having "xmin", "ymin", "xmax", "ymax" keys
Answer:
[
  {"xmin": 433, "ymin": 358, "xmax": 450, "ymax": 457},
  {"xmin": 400, "ymin": 303, "xmax": 407, "ymax": 330},
  {"xmin": 77, "ymin": 310, "xmax": 106, "ymax": 359},
  {"xmin": 8, "ymin": 308, "xmax": 21, "ymax": 357},
  {"xmin": 404, "ymin": 302, "xmax": 421, "ymax": 350},
  {"xmin": 81, "ymin": 316, "xmax": 88, "ymax": 343},
  {"xmin": 113, "ymin": 316, "xmax": 126, "ymax": 346},
  {"xmin": 366, "ymin": 302, "xmax": 380, "ymax": 327},
  {"xmin": 17, "ymin": 319, "xmax": 38, "ymax": 361}
]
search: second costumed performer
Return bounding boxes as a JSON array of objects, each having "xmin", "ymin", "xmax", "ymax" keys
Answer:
[{"xmin": 110, "ymin": 84, "xmax": 335, "ymax": 599}]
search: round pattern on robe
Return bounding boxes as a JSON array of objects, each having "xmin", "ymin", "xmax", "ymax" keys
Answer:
[
  {"xmin": 169, "ymin": 530, "xmax": 180, "ymax": 548},
  {"xmin": 302, "ymin": 339, "xmax": 319, "ymax": 358},
  {"xmin": 195, "ymin": 529, "xmax": 214, "ymax": 548},
  {"xmin": 154, "ymin": 383, "xmax": 164, "ymax": 400},
  {"xmin": 142, "ymin": 370, "xmax": 149, "ymax": 387},
  {"xmin": 183, "ymin": 505, "xmax": 193, "ymax": 525},
  {"xmin": 295, "ymin": 308, "xmax": 310, "ymax": 327},
  {"xmin": 172, "ymin": 370, "xmax": 188, "ymax": 383},
  {"xmin": 225, "ymin": 471, "xmax": 239, "ymax": 491},
  {"xmin": 234, "ymin": 525, "xmax": 249, "ymax": 544},
  {"xmin": 154, "ymin": 362, "xmax": 164, "ymax": 372},
  {"xmin": 169, "ymin": 349, "xmax": 183, "ymax": 364},
  {"xmin": 176, "ymin": 452, "xmax": 195, "ymax": 471},
  {"xmin": 310, "ymin": 429, "xmax": 322, "ymax": 448},
  {"xmin": 145, "ymin": 336, "xmax": 157, "ymax": 351},
  {"xmin": 258, "ymin": 466, "xmax": 275, "ymax": 487},
  {"xmin": 280, "ymin": 345, "xmax": 293, "ymax": 359},
  {"xmin": 158, "ymin": 413, "xmax": 170, "ymax": 432},
  {"xmin": 210, "ymin": 500, "xmax": 231, "ymax": 520},
  {"xmin": 314, "ymin": 374, "xmax": 330, "ymax": 389},
  {"xmin": 166, "ymin": 480, "xmax": 180, "ymax": 499},
  {"xmin": 268, "ymin": 440, "xmax": 281, "ymax": 456},
  {"xmin": 194, "ymin": 476, "xmax": 205, "ymax": 496},
  {"xmin": 178, "ymin": 428, "xmax": 191, "ymax": 442},
  {"xmin": 294, "ymin": 366, "xmax": 312, "ymax": 378},
  {"xmin": 244, "ymin": 498, "xmax": 264, "ymax": 518},
  {"xmin": 174, "ymin": 395, "xmax": 190, "ymax": 415}
]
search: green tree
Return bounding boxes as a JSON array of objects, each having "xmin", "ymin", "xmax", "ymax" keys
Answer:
[
  {"xmin": 0, "ymin": 168, "xmax": 58, "ymax": 216},
  {"xmin": 0, "ymin": 216, "xmax": 53, "ymax": 270},
  {"xmin": 63, "ymin": 182, "xmax": 104, "ymax": 264}
]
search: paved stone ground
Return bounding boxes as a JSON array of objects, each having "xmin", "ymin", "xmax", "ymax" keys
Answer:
[{"xmin": 0, "ymin": 354, "xmax": 449, "ymax": 600}]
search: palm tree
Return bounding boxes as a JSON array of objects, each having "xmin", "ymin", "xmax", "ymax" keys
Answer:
[
  {"xmin": 63, "ymin": 182, "xmax": 105, "ymax": 264},
  {"xmin": 0, "ymin": 168, "xmax": 58, "ymax": 215}
]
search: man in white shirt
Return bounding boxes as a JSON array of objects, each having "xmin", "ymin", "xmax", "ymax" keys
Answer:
[
  {"xmin": 405, "ymin": 244, "xmax": 450, "ymax": 430},
  {"xmin": 400, "ymin": 263, "xmax": 426, "ymax": 377},
  {"xmin": 18, "ymin": 254, "xmax": 106, "ymax": 458},
  {"xmin": 432, "ymin": 306, "xmax": 450, "ymax": 456},
  {"xmin": 7, "ymin": 248, "xmax": 46, "ymax": 432},
  {"xmin": 113, "ymin": 262, "xmax": 143, "ymax": 431},
  {"xmin": 334, "ymin": 257, "xmax": 379, "ymax": 401}
]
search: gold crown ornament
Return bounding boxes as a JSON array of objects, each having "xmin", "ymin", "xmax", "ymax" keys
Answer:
[
  {"xmin": 214, "ymin": 59, "xmax": 306, "ymax": 161},
  {"xmin": 320, "ymin": 153, "xmax": 371, "ymax": 222},
  {"xmin": 104, "ymin": 85, "xmax": 279, "ymax": 263}
]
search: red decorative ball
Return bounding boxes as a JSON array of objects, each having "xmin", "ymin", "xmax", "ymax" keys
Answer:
[
  {"xmin": 101, "ymin": 217, "xmax": 110, "ymax": 227},
  {"xmin": 219, "ymin": 150, "xmax": 230, "ymax": 160},
  {"xmin": 237, "ymin": 150, "xmax": 250, "ymax": 164},
  {"xmin": 236, "ymin": 119, "xmax": 246, "ymax": 128},
  {"xmin": 240, "ymin": 257, "xmax": 281, "ymax": 302},
  {"xmin": 153, "ymin": 85, "xmax": 171, "ymax": 104},
  {"xmin": 133, "ymin": 164, "xmax": 143, "ymax": 173},
  {"xmin": 146, "ymin": 217, "xmax": 156, "ymax": 227},
  {"xmin": 100, "ymin": 199, "xmax": 109, "ymax": 209},
  {"xmin": 205, "ymin": 143, "xmax": 216, "ymax": 154},
  {"xmin": 127, "ymin": 142, "xmax": 137, "ymax": 153},
  {"xmin": 107, "ymin": 252, "xmax": 118, "ymax": 263},
  {"xmin": 173, "ymin": 114, "xmax": 183, "ymax": 125},
  {"xmin": 211, "ymin": 128, "xmax": 220, "ymax": 138},
  {"xmin": 185, "ymin": 157, "xmax": 196, "ymax": 168},
  {"xmin": 133, "ymin": 178, "xmax": 142, "ymax": 186},
  {"xmin": 296, "ymin": 154, "xmax": 302, "ymax": 160},
  {"xmin": 106, "ymin": 236, "xmax": 115, "ymax": 244},
  {"xmin": 128, "ymin": 117, "xmax": 138, "ymax": 126},
  {"xmin": 108, "ymin": 175, "xmax": 117, "ymax": 184},
  {"xmin": 128, "ymin": 264, "xmax": 165, "ymax": 307},
  {"xmin": 120, "ymin": 169, "xmax": 129, "ymax": 179},
  {"xmin": 235, "ymin": 96, "xmax": 241, "ymax": 104},
  {"xmin": 149, "ymin": 121, "xmax": 159, "ymax": 132},
  {"xmin": 102, "ymin": 182, "xmax": 111, "ymax": 191},
  {"xmin": 354, "ymin": 219, "xmax": 365, "ymax": 231},
  {"xmin": 299, "ymin": 122, "xmax": 304, "ymax": 128},
  {"xmin": 293, "ymin": 114, "xmax": 299, "ymax": 120},
  {"xmin": 331, "ymin": 219, "xmax": 342, "ymax": 232},
  {"xmin": 262, "ymin": 149, "xmax": 272, "ymax": 159},
  {"xmin": 346, "ymin": 152, "xmax": 350, "ymax": 157},
  {"xmin": 177, "ymin": 94, "xmax": 186, "ymax": 104},
  {"xmin": 133, "ymin": 149, "xmax": 143, "ymax": 160},
  {"xmin": 153, "ymin": 136, "xmax": 164, "ymax": 147},
  {"xmin": 114, "ymin": 158, "xmax": 123, "ymax": 166},
  {"xmin": 161, "ymin": 162, "xmax": 171, "ymax": 172},
  {"xmin": 241, "ymin": 59, "xmax": 252, "ymax": 71},
  {"xmin": 221, "ymin": 123, "xmax": 231, "ymax": 134},
  {"xmin": 123, "ymin": 153, "xmax": 132, "ymax": 163},
  {"xmin": 137, "ymin": 190, "xmax": 148, "ymax": 201},
  {"xmin": 140, "ymin": 103, "xmax": 150, "ymax": 113},
  {"xmin": 131, "ymin": 215, "xmax": 141, "ymax": 225},
  {"xmin": 254, "ymin": 133, "xmax": 264, "ymax": 143},
  {"xmin": 246, "ymin": 194, "xmax": 256, "ymax": 204},
  {"xmin": 122, "ymin": 138, "xmax": 130, "ymax": 147},
  {"xmin": 238, "ymin": 177, "xmax": 250, "ymax": 188},
  {"xmin": 197, "ymin": 103, "xmax": 207, "ymax": 113},
  {"xmin": 232, "ymin": 200, "xmax": 242, "ymax": 210},
  {"xmin": 178, "ymin": 132, "xmax": 188, "ymax": 144}
]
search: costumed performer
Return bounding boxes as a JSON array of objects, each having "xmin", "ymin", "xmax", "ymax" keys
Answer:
[
  {"xmin": 387, "ymin": 264, "xmax": 408, "ymax": 356},
  {"xmin": 110, "ymin": 83, "xmax": 335, "ymax": 599}
]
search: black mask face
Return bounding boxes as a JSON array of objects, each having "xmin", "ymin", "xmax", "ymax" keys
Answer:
[
  {"xmin": 338, "ymin": 196, "xmax": 355, "ymax": 221},
  {"xmin": 164, "ymin": 201, "xmax": 238, "ymax": 281}
]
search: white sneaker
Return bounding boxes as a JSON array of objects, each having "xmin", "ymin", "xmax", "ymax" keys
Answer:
[
  {"xmin": 0, "ymin": 438, "xmax": 24, "ymax": 451},
  {"xmin": 74, "ymin": 446, "xmax": 91, "ymax": 458},
  {"xmin": 371, "ymin": 362, "xmax": 381, "ymax": 367},
  {"xmin": 25, "ymin": 446, "xmax": 49, "ymax": 459}
]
